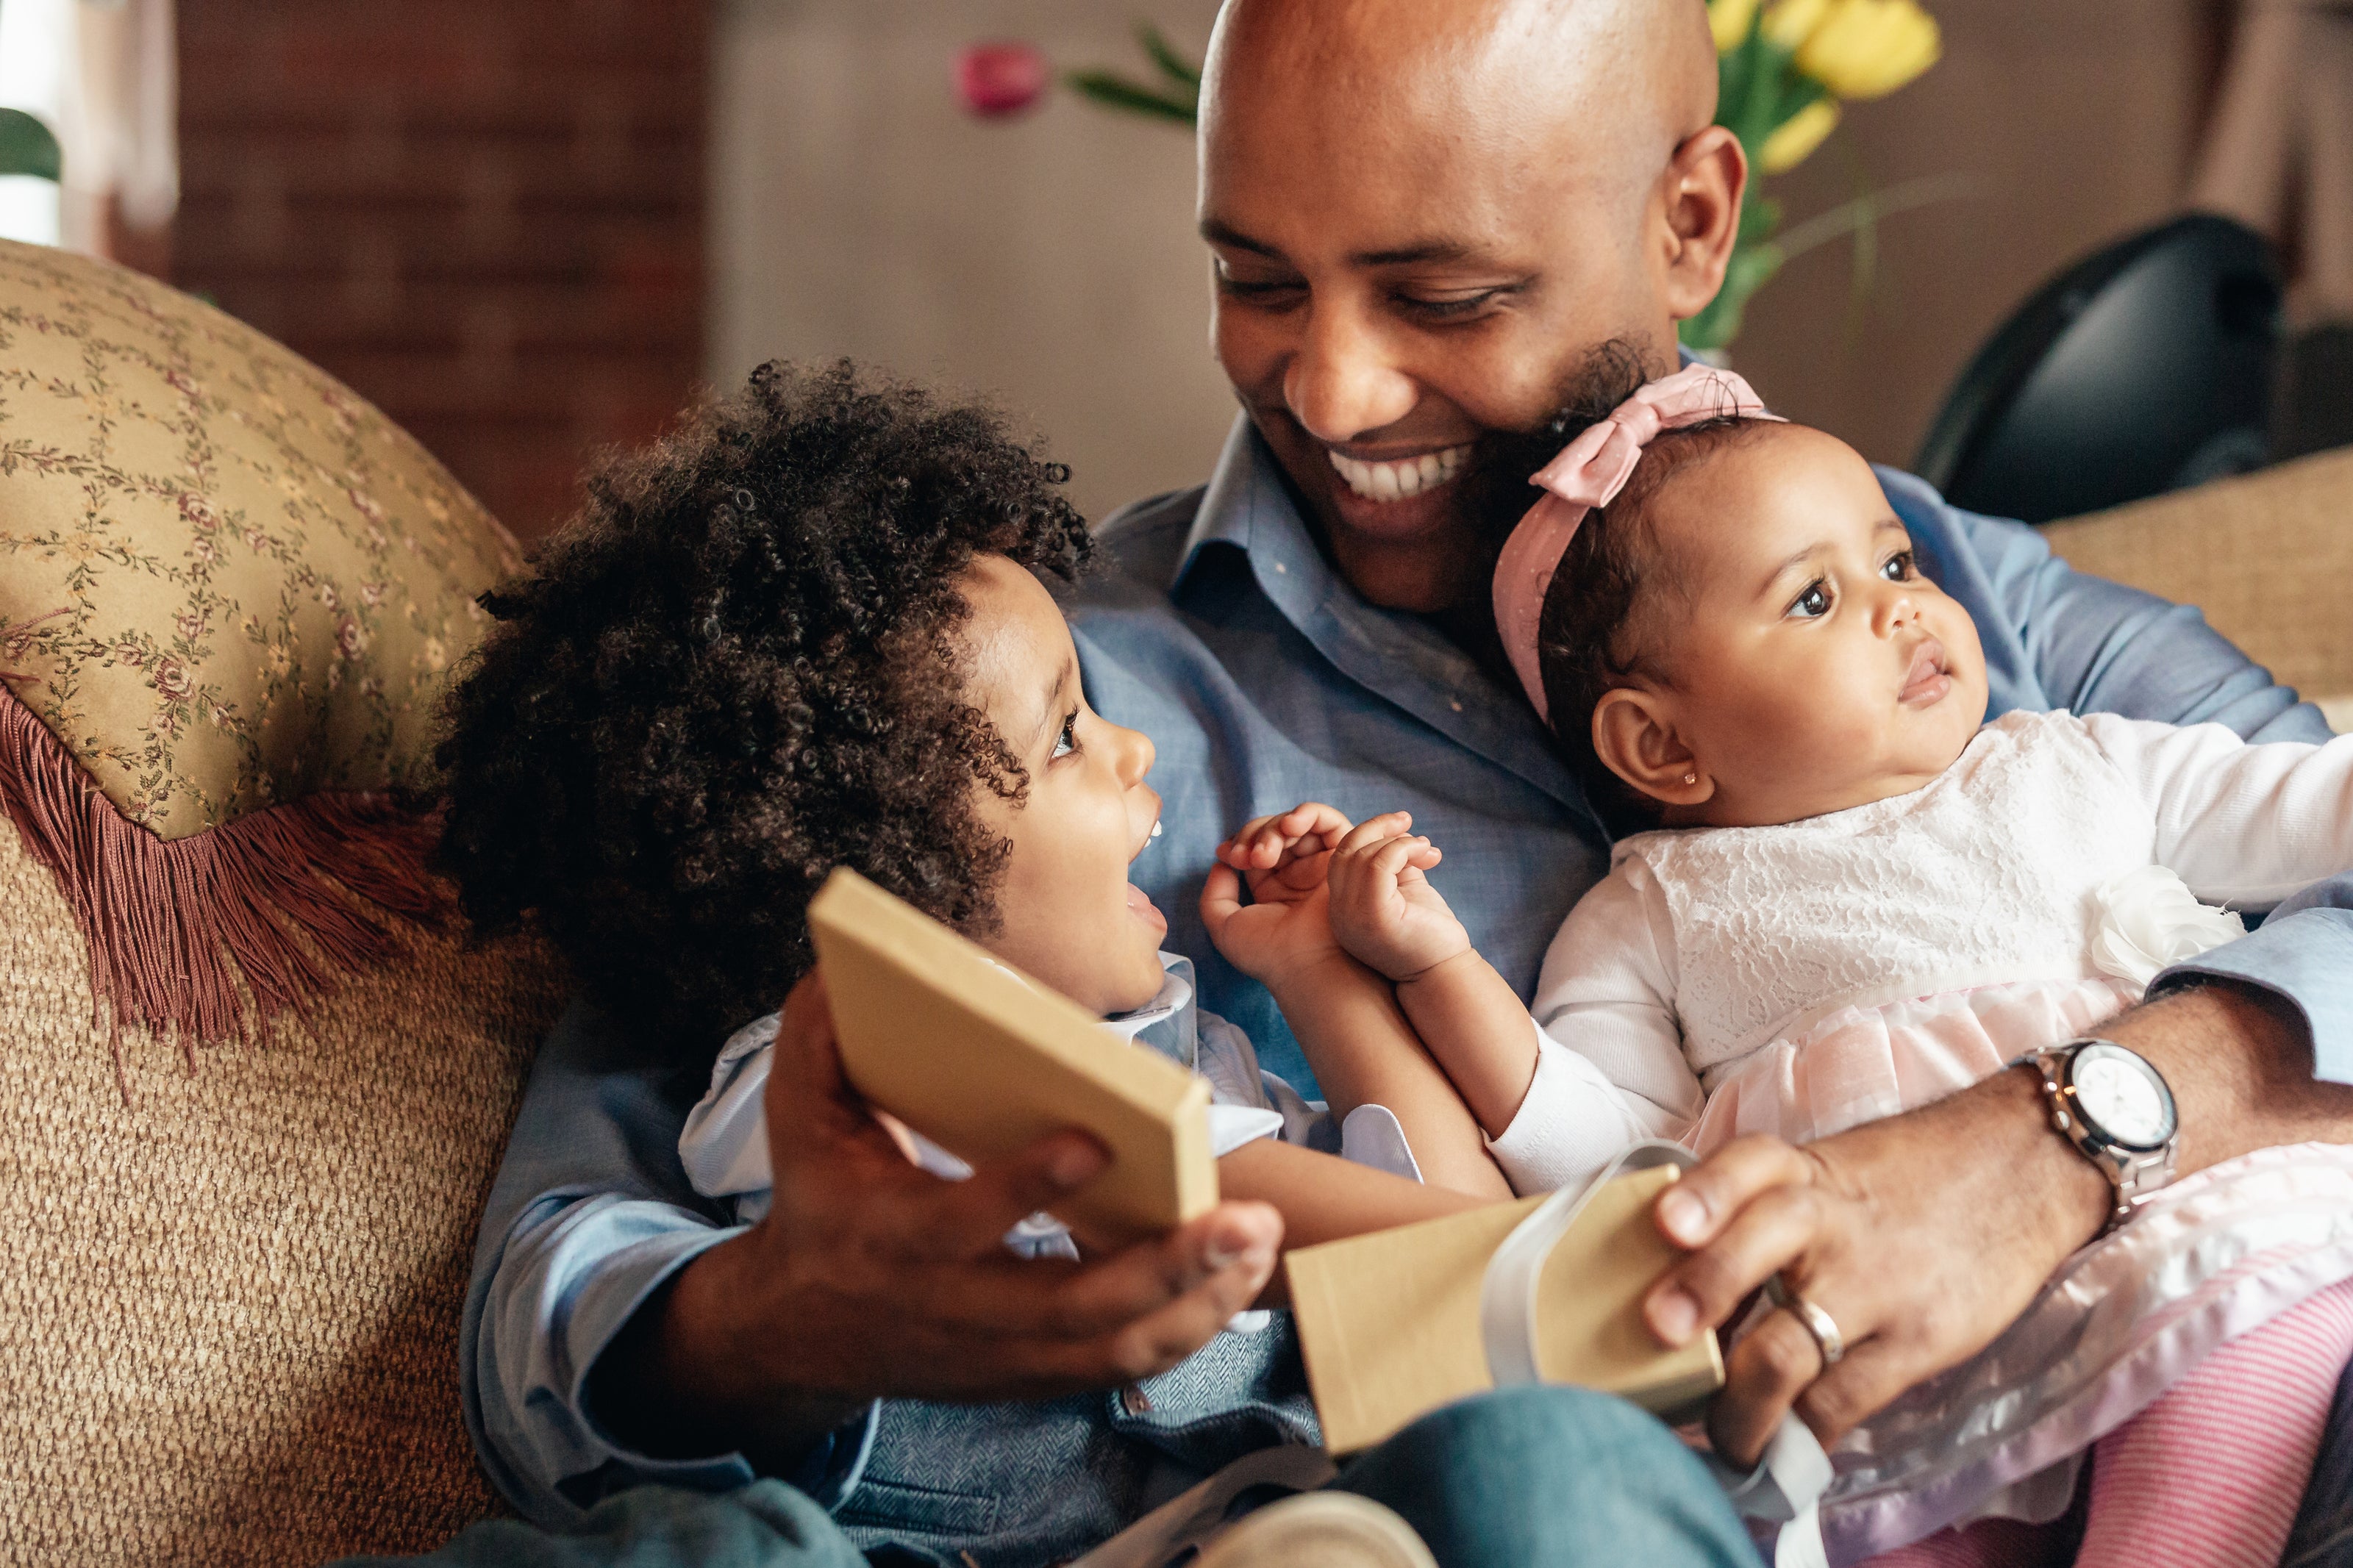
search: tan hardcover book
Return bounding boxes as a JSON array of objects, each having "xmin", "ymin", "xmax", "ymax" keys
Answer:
[
  {"xmin": 1286, "ymin": 1164, "xmax": 1724, "ymax": 1453},
  {"xmin": 806, "ymin": 867, "xmax": 1217, "ymax": 1242}
]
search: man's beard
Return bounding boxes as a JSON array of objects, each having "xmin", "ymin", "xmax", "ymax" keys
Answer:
[{"xmin": 1453, "ymin": 336, "xmax": 1659, "ymax": 564}]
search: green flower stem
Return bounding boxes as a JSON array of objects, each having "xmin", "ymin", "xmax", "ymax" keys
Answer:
[
  {"xmin": 1064, "ymin": 71, "xmax": 1198, "ymax": 124},
  {"xmin": 1137, "ymin": 22, "xmax": 1202, "ymax": 89}
]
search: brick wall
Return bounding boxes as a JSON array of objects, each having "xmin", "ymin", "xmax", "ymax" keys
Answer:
[{"xmin": 175, "ymin": 0, "xmax": 710, "ymax": 543}]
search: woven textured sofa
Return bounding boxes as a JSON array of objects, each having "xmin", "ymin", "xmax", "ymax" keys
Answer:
[{"xmin": 0, "ymin": 243, "xmax": 2346, "ymax": 1567}]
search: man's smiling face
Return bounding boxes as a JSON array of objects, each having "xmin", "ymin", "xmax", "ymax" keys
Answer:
[{"xmin": 1196, "ymin": 0, "xmax": 1743, "ymax": 616}]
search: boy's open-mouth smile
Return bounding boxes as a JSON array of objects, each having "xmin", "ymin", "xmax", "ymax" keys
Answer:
[
  {"xmin": 1126, "ymin": 811, "xmax": 1167, "ymax": 934},
  {"xmin": 1899, "ymin": 637, "xmax": 1953, "ymax": 707},
  {"xmin": 1124, "ymin": 881, "xmax": 1167, "ymax": 936}
]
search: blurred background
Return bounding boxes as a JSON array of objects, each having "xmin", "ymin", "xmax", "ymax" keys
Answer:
[{"xmin": 1, "ymin": 0, "xmax": 2346, "ymax": 542}]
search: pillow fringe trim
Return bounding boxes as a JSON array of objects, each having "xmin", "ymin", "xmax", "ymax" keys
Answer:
[{"xmin": 0, "ymin": 685, "xmax": 450, "ymax": 1098}]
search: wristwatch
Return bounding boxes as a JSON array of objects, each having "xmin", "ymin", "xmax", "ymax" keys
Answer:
[{"xmin": 2015, "ymin": 1038, "xmax": 2179, "ymax": 1236}]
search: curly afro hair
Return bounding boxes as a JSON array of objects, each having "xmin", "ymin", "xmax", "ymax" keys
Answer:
[{"xmin": 435, "ymin": 359, "xmax": 1093, "ymax": 1045}]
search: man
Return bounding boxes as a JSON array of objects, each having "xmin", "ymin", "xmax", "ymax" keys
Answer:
[{"xmin": 457, "ymin": 0, "xmax": 2353, "ymax": 1561}]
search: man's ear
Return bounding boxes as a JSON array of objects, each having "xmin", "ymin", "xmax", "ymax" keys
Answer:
[
  {"xmin": 1655, "ymin": 124, "xmax": 1746, "ymax": 324},
  {"xmin": 1591, "ymin": 687, "xmax": 1715, "ymax": 807}
]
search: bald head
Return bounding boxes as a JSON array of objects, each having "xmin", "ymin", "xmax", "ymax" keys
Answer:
[
  {"xmin": 1190, "ymin": 0, "xmax": 1744, "ymax": 619},
  {"xmin": 1202, "ymin": 0, "xmax": 1717, "ymax": 211}
]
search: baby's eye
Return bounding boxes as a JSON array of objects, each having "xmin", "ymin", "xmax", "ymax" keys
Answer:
[
  {"xmin": 1787, "ymin": 581, "xmax": 1833, "ymax": 620},
  {"xmin": 1051, "ymin": 712, "xmax": 1079, "ymax": 759},
  {"xmin": 1881, "ymin": 551, "xmax": 1916, "ymax": 582}
]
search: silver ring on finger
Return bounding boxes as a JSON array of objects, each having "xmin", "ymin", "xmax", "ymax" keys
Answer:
[{"xmin": 1767, "ymin": 1273, "xmax": 1845, "ymax": 1368}]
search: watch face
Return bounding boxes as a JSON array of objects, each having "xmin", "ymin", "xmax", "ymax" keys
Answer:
[{"xmin": 2070, "ymin": 1045, "xmax": 2175, "ymax": 1150}]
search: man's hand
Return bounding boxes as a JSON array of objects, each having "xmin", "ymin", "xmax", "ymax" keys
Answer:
[
  {"xmin": 1646, "ymin": 981, "xmax": 2351, "ymax": 1468},
  {"xmin": 1641, "ymin": 1084, "xmax": 2110, "ymax": 1468},
  {"xmin": 1326, "ymin": 811, "xmax": 1464, "ymax": 982},
  {"xmin": 595, "ymin": 972, "xmax": 1283, "ymax": 1473},
  {"xmin": 1201, "ymin": 801, "xmax": 1356, "ymax": 984}
]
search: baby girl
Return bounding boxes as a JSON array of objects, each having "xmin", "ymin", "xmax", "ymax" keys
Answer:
[{"xmin": 1211, "ymin": 368, "xmax": 2353, "ymax": 1567}]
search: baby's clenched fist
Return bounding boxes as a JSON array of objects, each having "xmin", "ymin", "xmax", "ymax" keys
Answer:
[{"xmin": 1326, "ymin": 812, "xmax": 1471, "ymax": 981}]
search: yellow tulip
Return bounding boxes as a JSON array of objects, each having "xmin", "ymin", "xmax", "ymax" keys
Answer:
[
  {"xmin": 1762, "ymin": 0, "xmax": 1834, "ymax": 51},
  {"xmin": 1795, "ymin": 0, "xmax": 1941, "ymax": 100},
  {"xmin": 1759, "ymin": 97, "xmax": 1840, "ymax": 173},
  {"xmin": 1708, "ymin": 0, "xmax": 1762, "ymax": 51}
]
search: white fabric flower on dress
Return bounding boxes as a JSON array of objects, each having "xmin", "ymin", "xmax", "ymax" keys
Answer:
[{"xmin": 2089, "ymin": 865, "xmax": 2247, "ymax": 992}]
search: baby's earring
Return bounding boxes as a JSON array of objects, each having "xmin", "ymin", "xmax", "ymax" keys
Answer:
[{"xmin": 1682, "ymin": 772, "xmax": 1697, "ymax": 787}]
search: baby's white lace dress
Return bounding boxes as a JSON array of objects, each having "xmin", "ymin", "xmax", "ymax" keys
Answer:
[
  {"xmin": 1492, "ymin": 707, "xmax": 2353, "ymax": 1194},
  {"xmin": 1489, "ymin": 706, "xmax": 2353, "ymax": 1561}
]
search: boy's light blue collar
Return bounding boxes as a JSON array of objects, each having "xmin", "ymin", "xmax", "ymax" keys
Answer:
[{"xmin": 1101, "ymin": 951, "xmax": 1199, "ymax": 1070}]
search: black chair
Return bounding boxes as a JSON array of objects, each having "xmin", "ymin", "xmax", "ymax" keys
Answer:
[{"xmin": 1913, "ymin": 214, "xmax": 2282, "ymax": 524}]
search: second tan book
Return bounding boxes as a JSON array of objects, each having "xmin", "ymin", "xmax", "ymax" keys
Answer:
[{"xmin": 1286, "ymin": 1164, "xmax": 1725, "ymax": 1453}]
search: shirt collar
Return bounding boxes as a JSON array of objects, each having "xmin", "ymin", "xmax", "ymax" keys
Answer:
[
  {"xmin": 1102, "ymin": 951, "xmax": 1200, "ymax": 1070},
  {"xmin": 1171, "ymin": 414, "xmax": 1593, "ymax": 817}
]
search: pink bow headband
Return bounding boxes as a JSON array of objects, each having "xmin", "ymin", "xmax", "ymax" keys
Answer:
[{"xmin": 1490, "ymin": 365, "xmax": 1780, "ymax": 723}]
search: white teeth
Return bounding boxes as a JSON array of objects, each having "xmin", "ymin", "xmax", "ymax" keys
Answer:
[{"xmin": 1327, "ymin": 443, "xmax": 1471, "ymax": 503}]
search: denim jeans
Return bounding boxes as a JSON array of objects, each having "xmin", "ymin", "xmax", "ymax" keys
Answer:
[
  {"xmin": 1331, "ymin": 1386, "xmax": 1760, "ymax": 1568},
  {"xmin": 340, "ymin": 1386, "xmax": 1761, "ymax": 1568}
]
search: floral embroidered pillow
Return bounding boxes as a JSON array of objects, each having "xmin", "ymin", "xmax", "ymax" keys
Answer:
[{"xmin": 0, "ymin": 240, "xmax": 521, "ymax": 840}]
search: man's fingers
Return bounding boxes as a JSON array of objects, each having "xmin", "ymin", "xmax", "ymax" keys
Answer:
[
  {"xmin": 762, "ymin": 969, "xmax": 910, "ymax": 1167},
  {"xmin": 1709, "ymin": 1307, "xmax": 1905, "ymax": 1466},
  {"xmin": 1791, "ymin": 1336, "xmax": 1911, "ymax": 1450},
  {"xmin": 1646, "ymin": 1181, "xmax": 1824, "ymax": 1346},
  {"xmin": 1024, "ymin": 1206, "xmax": 1285, "ymax": 1386},
  {"xmin": 1656, "ymin": 1134, "xmax": 1819, "ymax": 1249},
  {"xmin": 1707, "ymin": 1306, "xmax": 1830, "ymax": 1466},
  {"xmin": 1040, "ymin": 1203, "xmax": 1282, "ymax": 1339},
  {"xmin": 870, "ymin": 1108, "xmax": 925, "ymax": 1166},
  {"xmin": 765, "ymin": 970, "xmax": 844, "ymax": 1098},
  {"xmin": 902, "ymin": 1130, "xmax": 1111, "ymax": 1259},
  {"xmin": 910, "ymin": 1202, "xmax": 1280, "ymax": 1370}
]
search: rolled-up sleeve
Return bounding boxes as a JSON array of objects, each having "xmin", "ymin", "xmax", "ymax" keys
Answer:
[
  {"xmin": 461, "ymin": 999, "xmax": 874, "ymax": 1525},
  {"xmin": 2153, "ymin": 876, "xmax": 2353, "ymax": 1085}
]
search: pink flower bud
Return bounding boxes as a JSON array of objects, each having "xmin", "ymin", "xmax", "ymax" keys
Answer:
[{"xmin": 955, "ymin": 42, "xmax": 1049, "ymax": 118}]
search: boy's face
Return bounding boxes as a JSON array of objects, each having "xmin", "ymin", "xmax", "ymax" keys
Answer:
[{"xmin": 959, "ymin": 555, "xmax": 1171, "ymax": 1017}]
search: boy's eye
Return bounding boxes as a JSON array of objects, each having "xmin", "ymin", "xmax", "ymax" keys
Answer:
[
  {"xmin": 1881, "ymin": 551, "xmax": 1915, "ymax": 582},
  {"xmin": 1051, "ymin": 712, "xmax": 1079, "ymax": 759},
  {"xmin": 1788, "ymin": 581, "xmax": 1833, "ymax": 620}
]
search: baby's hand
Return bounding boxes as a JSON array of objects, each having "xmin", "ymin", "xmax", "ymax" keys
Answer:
[
  {"xmin": 1327, "ymin": 812, "xmax": 1469, "ymax": 981},
  {"xmin": 1199, "ymin": 802, "xmax": 1355, "ymax": 987},
  {"xmin": 1215, "ymin": 801, "xmax": 1354, "ymax": 904}
]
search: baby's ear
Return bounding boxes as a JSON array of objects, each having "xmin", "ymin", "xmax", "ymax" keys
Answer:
[{"xmin": 1590, "ymin": 690, "xmax": 1713, "ymax": 809}]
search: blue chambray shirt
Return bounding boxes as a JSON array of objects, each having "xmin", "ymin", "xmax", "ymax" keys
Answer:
[{"xmin": 460, "ymin": 413, "xmax": 2353, "ymax": 1536}]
